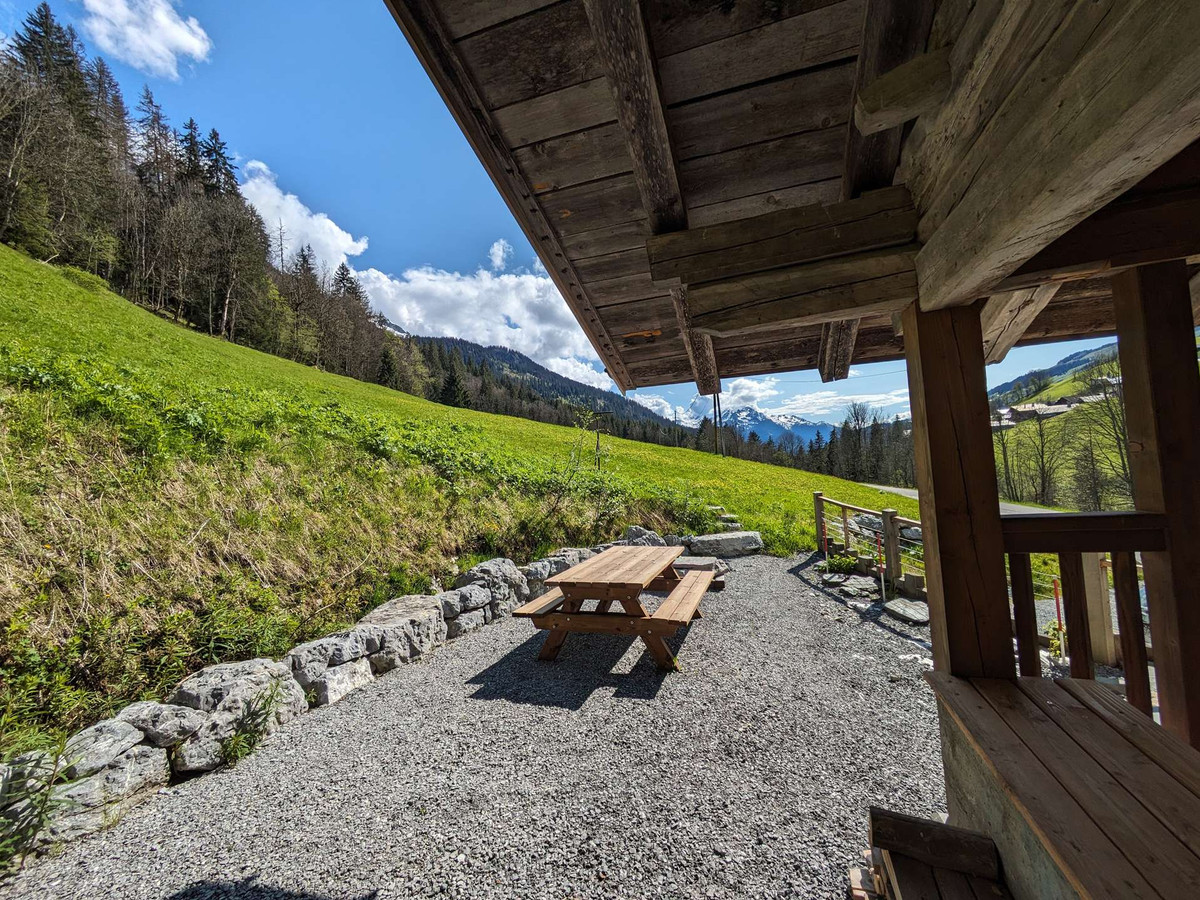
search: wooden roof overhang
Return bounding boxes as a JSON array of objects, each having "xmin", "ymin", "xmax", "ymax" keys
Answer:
[{"xmin": 385, "ymin": 1, "xmax": 1200, "ymax": 393}]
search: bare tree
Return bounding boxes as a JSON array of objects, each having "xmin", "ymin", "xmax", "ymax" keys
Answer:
[{"xmin": 1022, "ymin": 411, "xmax": 1074, "ymax": 506}]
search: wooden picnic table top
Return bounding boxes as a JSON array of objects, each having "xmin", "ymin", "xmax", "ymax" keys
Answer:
[{"xmin": 545, "ymin": 545, "xmax": 684, "ymax": 592}]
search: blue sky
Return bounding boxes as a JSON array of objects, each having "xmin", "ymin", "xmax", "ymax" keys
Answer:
[{"xmin": 0, "ymin": 0, "xmax": 1112, "ymax": 425}]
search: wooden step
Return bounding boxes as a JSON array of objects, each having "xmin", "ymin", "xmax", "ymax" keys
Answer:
[
  {"xmin": 651, "ymin": 569, "xmax": 714, "ymax": 626},
  {"xmin": 513, "ymin": 587, "xmax": 565, "ymax": 618}
]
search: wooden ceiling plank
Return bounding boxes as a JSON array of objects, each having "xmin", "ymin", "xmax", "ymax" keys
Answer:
[
  {"xmin": 825, "ymin": 0, "xmax": 936, "ymax": 382},
  {"xmin": 854, "ymin": 45, "xmax": 951, "ymax": 136},
  {"xmin": 583, "ymin": 0, "xmax": 686, "ymax": 234},
  {"xmin": 679, "ymin": 127, "xmax": 845, "ymax": 209},
  {"xmin": 686, "ymin": 178, "xmax": 841, "ymax": 228},
  {"xmin": 667, "ymin": 63, "xmax": 854, "ymax": 162},
  {"xmin": 912, "ymin": 0, "xmax": 1200, "ymax": 311},
  {"xmin": 656, "ymin": 0, "xmax": 863, "ymax": 105},
  {"xmin": 981, "ymin": 282, "xmax": 1062, "ymax": 364},
  {"xmin": 492, "ymin": 78, "xmax": 615, "ymax": 149},
  {"xmin": 514, "ymin": 122, "xmax": 632, "ymax": 195},
  {"xmin": 383, "ymin": 0, "xmax": 633, "ymax": 389},
  {"xmin": 647, "ymin": 185, "xmax": 915, "ymax": 285},
  {"xmin": 646, "ymin": 0, "xmax": 849, "ymax": 58},
  {"xmin": 690, "ymin": 246, "xmax": 919, "ymax": 337},
  {"xmin": 455, "ymin": 1, "xmax": 601, "ymax": 110},
  {"xmin": 439, "ymin": 0, "xmax": 558, "ymax": 40}
]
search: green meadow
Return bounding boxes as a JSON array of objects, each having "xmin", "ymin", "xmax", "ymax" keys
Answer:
[{"xmin": 0, "ymin": 245, "xmax": 917, "ymax": 752}]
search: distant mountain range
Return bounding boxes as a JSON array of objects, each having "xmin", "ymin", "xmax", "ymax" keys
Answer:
[
  {"xmin": 677, "ymin": 395, "xmax": 835, "ymax": 444},
  {"xmin": 988, "ymin": 341, "xmax": 1118, "ymax": 398},
  {"xmin": 417, "ymin": 336, "xmax": 677, "ymax": 428}
]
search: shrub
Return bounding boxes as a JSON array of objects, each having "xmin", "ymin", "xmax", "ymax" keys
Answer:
[
  {"xmin": 820, "ymin": 553, "xmax": 858, "ymax": 575},
  {"xmin": 56, "ymin": 266, "xmax": 109, "ymax": 294}
]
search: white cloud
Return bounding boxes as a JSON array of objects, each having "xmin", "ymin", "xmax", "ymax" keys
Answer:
[
  {"xmin": 488, "ymin": 238, "xmax": 513, "ymax": 271},
  {"xmin": 81, "ymin": 0, "xmax": 211, "ymax": 80},
  {"xmin": 721, "ymin": 376, "xmax": 781, "ymax": 410},
  {"xmin": 544, "ymin": 356, "xmax": 614, "ymax": 390},
  {"xmin": 356, "ymin": 263, "xmax": 609, "ymax": 384},
  {"xmin": 773, "ymin": 389, "xmax": 910, "ymax": 418},
  {"xmin": 629, "ymin": 393, "xmax": 675, "ymax": 419},
  {"xmin": 241, "ymin": 160, "xmax": 369, "ymax": 269}
]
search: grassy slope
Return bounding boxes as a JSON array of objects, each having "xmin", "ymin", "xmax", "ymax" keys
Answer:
[{"xmin": 0, "ymin": 246, "xmax": 915, "ymax": 750}]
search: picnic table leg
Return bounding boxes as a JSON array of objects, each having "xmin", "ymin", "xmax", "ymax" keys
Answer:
[
  {"xmin": 537, "ymin": 597, "xmax": 583, "ymax": 661},
  {"xmin": 613, "ymin": 589, "xmax": 680, "ymax": 672}
]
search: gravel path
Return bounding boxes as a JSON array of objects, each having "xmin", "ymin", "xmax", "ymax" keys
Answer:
[{"xmin": 3, "ymin": 554, "xmax": 946, "ymax": 900}]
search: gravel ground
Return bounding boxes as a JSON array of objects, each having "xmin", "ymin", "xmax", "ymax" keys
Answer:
[{"xmin": 3, "ymin": 554, "xmax": 946, "ymax": 900}]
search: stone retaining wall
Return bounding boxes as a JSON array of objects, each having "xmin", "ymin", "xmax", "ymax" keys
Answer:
[{"xmin": 2, "ymin": 524, "xmax": 758, "ymax": 849}]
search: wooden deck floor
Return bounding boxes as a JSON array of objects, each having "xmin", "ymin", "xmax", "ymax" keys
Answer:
[{"xmin": 930, "ymin": 673, "xmax": 1200, "ymax": 900}]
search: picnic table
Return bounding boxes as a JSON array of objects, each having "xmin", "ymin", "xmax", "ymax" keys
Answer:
[{"xmin": 513, "ymin": 545, "xmax": 713, "ymax": 671}]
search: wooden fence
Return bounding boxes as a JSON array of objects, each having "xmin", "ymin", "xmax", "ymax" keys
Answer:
[{"xmin": 814, "ymin": 491, "xmax": 1151, "ymax": 704}]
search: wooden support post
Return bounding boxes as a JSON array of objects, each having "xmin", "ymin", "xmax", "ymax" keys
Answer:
[
  {"xmin": 1112, "ymin": 551, "xmax": 1152, "ymax": 717},
  {"xmin": 881, "ymin": 509, "xmax": 901, "ymax": 586},
  {"xmin": 1059, "ymin": 552, "xmax": 1094, "ymax": 680},
  {"xmin": 813, "ymin": 492, "xmax": 825, "ymax": 554},
  {"xmin": 1082, "ymin": 551, "xmax": 1117, "ymax": 667},
  {"xmin": 841, "ymin": 505, "xmax": 851, "ymax": 555},
  {"xmin": 1008, "ymin": 552, "xmax": 1040, "ymax": 678},
  {"xmin": 903, "ymin": 302, "xmax": 1014, "ymax": 678},
  {"xmin": 1113, "ymin": 259, "xmax": 1200, "ymax": 745}
]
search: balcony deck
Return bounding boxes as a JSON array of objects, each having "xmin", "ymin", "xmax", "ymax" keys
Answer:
[{"xmin": 930, "ymin": 673, "xmax": 1200, "ymax": 900}]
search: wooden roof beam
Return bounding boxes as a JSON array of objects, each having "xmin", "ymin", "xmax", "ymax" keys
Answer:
[
  {"xmin": 980, "ymin": 283, "xmax": 1062, "ymax": 364},
  {"xmin": 854, "ymin": 45, "xmax": 951, "ymax": 137},
  {"xmin": 999, "ymin": 184, "xmax": 1200, "ymax": 292},
  {"xmin": 825, "ymin": 0, "xmax": 937, "ymax": 382},
  {"xmin": 584, "ymin": 0, "xmax": 716, "ymax": 393},
  {"xmin": 670, "ymin": 287, "xmax": 719, "ymax": 395},
  {"xmin": 909, "ymin": 0, "xmax": 1200, "ymax": 311}
]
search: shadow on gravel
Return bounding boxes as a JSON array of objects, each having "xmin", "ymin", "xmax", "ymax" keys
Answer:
[
  {"xmin": 166, "ymin": 877, "xmax": 377, "ymax": 899},
  {"xmin": 467, "ymin": 627, "xmax": 687, "ymax": 709},
  {"xmin": 786, "ymin": 553, "xmax": 932, "ymax": 650}
]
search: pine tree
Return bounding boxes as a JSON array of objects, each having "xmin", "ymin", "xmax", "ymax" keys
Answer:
[
  {"xmin": 201, "ymin": 128, "xmax": 237, "ymax": 194},
  {"xmin": 439, "ymin": 359, "xmax": 470, "ymax": 408},
  {"xmin": 178, "ymin": 118, "xmax": 204, "ymax": 185}
]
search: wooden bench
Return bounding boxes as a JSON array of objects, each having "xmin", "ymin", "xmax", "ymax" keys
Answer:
[
  {"xmin": 651, "ymin": 569, "xmax": 713, "ymax": 627},
  {"xmin": 930, "ymin": 672, "xmax": 1200, "ymax": 899},
  {"xmin": 512, "ymin": 587, "xmax": 564, "ymax": 618}
]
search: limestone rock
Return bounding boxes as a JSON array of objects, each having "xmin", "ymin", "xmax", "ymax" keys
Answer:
[
  {"xmin": 520, "ymin": 548, "xmax": 593, "ymax": 598},
  {"xmin": 619, "ymin": 525, "xmax": 666, "ymax": 547},
  {"xmin": 851, "ymin": 513, "xmax": 884, "ymax": 534},
  {"xmin": 900, "ymin": 526, "xmax": 923, "ymax": 542},
  {"xmin": 43, "ymin": 744, "xmax": 169, "ymax": 842},
  {"xmin": 359, "ymin": 595, "xmax": 447, "ymax": 673},
  {"xmin": 446, "ymin": 607, "xmax": 487, "ymax": 639},
  {"xmin": 116, "ymin": 701, "xmax": 206, "ymax": 748},
  {"xmin": 673, "ymin": 556, "xmax": 730, "ymax": 575},
  {"xmin": 663, "ymin": 534, "xmax": 692, "ymax": 548},
  {"xmin": 437, "ymin": 583, "xmax": 492, "ymax": 619},
  {"xmin": 314, "ymin": 658, "xmax": 374, "ymax": 706},
  {"xmin": 62, "ymin": 719, "xmax": 143, "ymax": 780},
  {"xmin": 454, "ymin": 558, "xmax": 529, "ymax": 619},
  {"xmin": 820, "ymin": 572, "xmax": 848, "ymax": 587},
  {"xmin": 285, "ymin": 631, "xmax": 372, "ymax": 691},
  {"xmin": 884, "ymin": 598, "xmax": 931, "ymax": 625},
  {"xmin": 688, "ymin": 531, "xmax": 764, "ymax": 558},
  {"xmin": 168, "ymin": 659, "xmax": 306, "ymax": 773}
]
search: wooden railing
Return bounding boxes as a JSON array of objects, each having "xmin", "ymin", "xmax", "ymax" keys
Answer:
[{"xmin": 1000, "ymin": 511, "xmax": 1165, "ymax": 715}]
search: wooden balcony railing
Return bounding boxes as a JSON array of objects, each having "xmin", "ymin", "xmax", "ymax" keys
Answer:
[{"xmin": 1000, "ymin": 511, "xmax": 1166, "ymax": 715}]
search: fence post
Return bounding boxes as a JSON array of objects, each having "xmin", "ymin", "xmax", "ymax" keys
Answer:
[
  {"xmin": 813, "ymin": 492, "xmax": 825, "ymax": 554},
  {"xmin": 841, "ymin": 505, "xmax": 851, "ymax": 553},
  {"xmin": 1082, "ymin": 551, "xmax": 1118, "ymax": 667},
  {"xmin": 881, "ymin": 509, "xmax": 901, "ymax": 587}
]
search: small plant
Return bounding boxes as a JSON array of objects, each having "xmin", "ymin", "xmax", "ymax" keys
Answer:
[
  {"xmin": 820, "ymin": 553, "xmax": 858, "ymax": 575},
  {"xmin": 1044, "ymin": 620, "xmax": 1066, "ymax": 658},
  {"xmin": 1, "ymin": 735, "xmax": 70, "ymax": 872},
  {"xmin": 218, "ymin": 681, "xmax": 283, "ymax": 766}
]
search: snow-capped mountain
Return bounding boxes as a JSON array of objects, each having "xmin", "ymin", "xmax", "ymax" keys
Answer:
[{"xmin": 677, "ymin": 396, "xmax": 833, "ymax": 444}]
